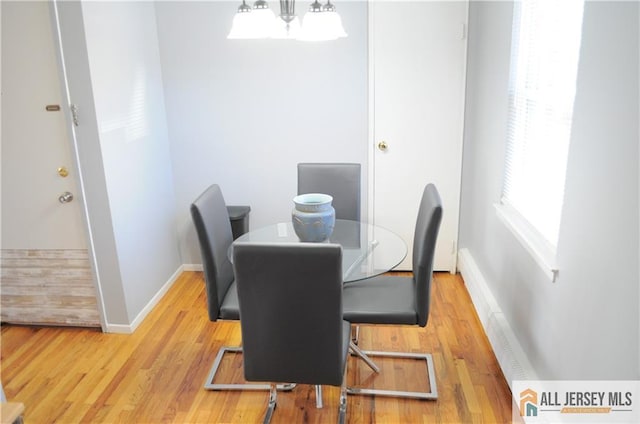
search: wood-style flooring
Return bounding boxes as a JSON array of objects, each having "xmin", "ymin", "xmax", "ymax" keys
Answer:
[{"xmin": 1, "ymin": 272, "xmax": 515, "ymax": 423}]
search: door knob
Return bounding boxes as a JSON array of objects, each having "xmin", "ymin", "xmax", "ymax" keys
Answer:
[
  {"xmin": 378, "ymin": 141, "xmax": 388, "ymax": 151},
  {"xmin": 58, "ymin": 192, "xmax": 74, "ymax": 203},
  {"xmin": 57, "ymin": 166, "xmax": 69, "ymax": 178}
]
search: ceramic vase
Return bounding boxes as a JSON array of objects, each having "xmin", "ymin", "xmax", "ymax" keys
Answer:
[{"xmin": 292, "ymin": 193, "xmax": 336, "ymax": 242}]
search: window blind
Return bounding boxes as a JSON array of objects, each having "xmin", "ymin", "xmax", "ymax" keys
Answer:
[{"xmin": 503, "ymin": 0, "xmax": 585, "ymax": 247}]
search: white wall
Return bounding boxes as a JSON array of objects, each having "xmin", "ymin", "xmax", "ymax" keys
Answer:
[
  {"xmin": 459, "ymin": 0, "xmax": 639, "ymax": 380},
  {"xmin": 54, "ymin": 0, "xmax": 129, "ymax": 325},
  {"xmin": 80, "ymin": 1, "xmax": 182, "ymax": 323},
  {"xmin": 154, "ymin": 1, "xmax": 369, "ymax": 264},
  {"xmin": 47, "ymin": 0, "xmax": 366, "ymax": 327},
  {"xmin": 53, "ymin": 0, "xmax": 182, "ymax": 327}
]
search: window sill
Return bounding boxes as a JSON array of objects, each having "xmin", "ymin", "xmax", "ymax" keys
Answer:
[{"xmin": 494, "ymin": 203, "xmax": 559, "ymax": 282}]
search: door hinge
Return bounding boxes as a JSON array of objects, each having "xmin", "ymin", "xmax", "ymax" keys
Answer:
[
  {"xmin": 460, "ymin": 23, "xmax": 467, "ymax": 40},
  {"xmin": 70, "ymin": 104, "xmax": 79, "ymax": 126}
]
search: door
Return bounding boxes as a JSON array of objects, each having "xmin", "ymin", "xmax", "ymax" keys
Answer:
[
  {"xmin": 371, "ymin": 1, "xmax": 468, "ymax": 272},
  {"xmin": 1, "ymin": 1, "xmax": 101, "ymax": 327}
]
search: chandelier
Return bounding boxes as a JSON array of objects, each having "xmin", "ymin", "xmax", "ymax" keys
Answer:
[{"xmin": 228, "ymin": 0, "xmax": 347, "ymax": 41}]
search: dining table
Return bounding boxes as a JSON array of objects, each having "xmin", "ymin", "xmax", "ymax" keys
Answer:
[{"xmin": 229, "ymin": 219, "xmax": 407, "ymax": 283}]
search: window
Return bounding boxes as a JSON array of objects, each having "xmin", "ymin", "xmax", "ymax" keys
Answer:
[{"xmin": 497, "ymin": 0, "xmax": 585, "ymax": 280}]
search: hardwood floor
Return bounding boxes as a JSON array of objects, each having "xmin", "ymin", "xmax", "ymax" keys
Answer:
[{"xmin": 1, "ymin": 272, "xmax": 515, "ymax": 423}]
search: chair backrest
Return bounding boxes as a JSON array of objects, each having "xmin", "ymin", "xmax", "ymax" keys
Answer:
[
  {"xmin": 297, "ymin": 163, "xmax": 361, "ymax": 221},
  {"xmin": 190, "ymin": 184, "xmax": 235, "ymax": 321},
  {"xmin": 412, "ymin": 184, "xmax": 443, "ymax": 327},
  {"xmin": 233, "ymin": 242, "xmax": 346, "ymax": 386}
]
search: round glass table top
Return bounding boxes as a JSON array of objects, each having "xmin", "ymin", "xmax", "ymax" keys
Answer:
[{"xmin": 230, "ymin": 219, "xmax": 407, "ymax": 282}]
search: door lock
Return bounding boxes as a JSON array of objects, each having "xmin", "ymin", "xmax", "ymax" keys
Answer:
[
  {"xmin": 378, "ymin": 141, "xmax": 388, "ymax": 151},
  {"xmin": 58, "ymin": 192, "xmax": 74, "ymax": 203}
]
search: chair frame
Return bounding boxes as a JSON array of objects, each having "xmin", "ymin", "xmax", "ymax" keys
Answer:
[
  {"xmin": 343, "ymin": 183, "xmax": 442, "ymax": 401},
  {"xmin": 192, "ymin": 185, "xmax": 295, "ymax": 393},
  {"xmin": 204, "ymin": 347, "xmax": 295, "ymax": 391},
  {"xmin": 232, "ymin": 242, "xmax": 349, "ymax": 423},
  {"xmin": 263, "ymin": 377, "xmax": 348, "ymax": 424},
  {"xmin": 347, "ymin": 350, "xmax": 438, "ymax": 400}
]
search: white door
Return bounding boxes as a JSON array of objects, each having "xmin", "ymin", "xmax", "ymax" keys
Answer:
[
  {"xmin": 371, "ymin": 1, "xmax": 468, "ymax": 272},
  {"xmin": 1, "ymin": 1, "xmax": 101, "ymax": 327}
]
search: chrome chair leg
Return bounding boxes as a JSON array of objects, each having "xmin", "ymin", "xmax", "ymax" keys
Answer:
[
  {"xmin": 347, "ymin": 350, "xmax": 438, "ymax": 400},
  {"xmin": 349, "ymin": 341, "xmax": 380, "ymax": 373},
  {"xmin": 203, "ymin": 346, "xmax": 296, "ymax": 391},
  {"xmin": 351, "ymin": 325, "xmax": 360, "ymax": 345},
  {"xmin": 263, "ymin": 383, "xmax": 277, "ymax": 424},
  {"xmin": 338, "ymin": 364, "xmax": 347, "ymax": 424},
  {"xmin": 315, "ymin": 385, "xmax": 323, "ymax": 408}
]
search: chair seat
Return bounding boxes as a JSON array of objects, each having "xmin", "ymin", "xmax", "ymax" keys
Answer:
[
  {"xmin": 219, "ymin": 281, "xmax": 240, "ymax": 320},
  {"xmin": 343, "ymin": 275, "xmax": 418, "ymax": 325}
]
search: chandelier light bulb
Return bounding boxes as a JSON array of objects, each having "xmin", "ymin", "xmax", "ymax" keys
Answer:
[{"xmin": 228, "ymin": 0, "xmax": 346, "ymax": 41}]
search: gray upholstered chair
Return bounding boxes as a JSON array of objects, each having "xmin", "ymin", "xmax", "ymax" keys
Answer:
[
  {"xmin": 233, "ymin": 242, "xmax": 350, "ymax": 424},
  {"xmin": 298, "ymin": 162, "xmax": 362, "ymax": 341},
  {"xmin": 297, "ymin": 163, "xmax": 361, "ymax": 221},
  {"xmin": 342, "ymin": 183, "xmax": 443, "ymax": 400},
  {"xmin": 190, "ymin": 184, "xmax": 293, "ymax": 392}
]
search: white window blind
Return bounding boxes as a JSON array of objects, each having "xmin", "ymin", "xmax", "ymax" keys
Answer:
[{"xmin": 503, "ymin": 0, "xmax": 585, "ymax": 249}]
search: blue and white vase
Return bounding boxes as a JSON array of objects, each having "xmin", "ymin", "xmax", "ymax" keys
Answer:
[{"xmin": 292, "ymin": 193, "xmax": 336, "ymax": 242}]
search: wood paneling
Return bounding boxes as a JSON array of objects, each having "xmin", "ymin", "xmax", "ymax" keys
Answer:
[
  {"xmin": 0, "ymin": 249, "xmax": 100, "ymax": 327},
  {"xmin": 1, "ymin": 271, "xmax": 517, "ymax": 423}
]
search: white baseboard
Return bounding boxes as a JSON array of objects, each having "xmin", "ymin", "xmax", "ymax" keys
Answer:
[
  {"xmin": 458, "ymin": 248, "xmax": 537, "ymax": 389},
  {"xmin": 182, "ymin": 264, "xmax": 203, "ymax": 271},
  {"xmin": 104, "ymin": 323, "xmax": 133, "ymax": 334},
  {"xmin": 104, "ymin": 265, "xmax": 184, "ymax": 334}
]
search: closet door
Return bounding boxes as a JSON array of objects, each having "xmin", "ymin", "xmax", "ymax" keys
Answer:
[{"xmin": 371, "ymin": 1, "xmax": 468, "ymax": 272}]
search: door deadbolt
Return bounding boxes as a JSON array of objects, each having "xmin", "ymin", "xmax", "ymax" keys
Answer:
[
  {"xmin": 378, "ymin": 141, "xmax": 388, "ymax": 151},
  {"xmin": 58, "ymin": 192, "xmax": 74, "ymax": 203}
]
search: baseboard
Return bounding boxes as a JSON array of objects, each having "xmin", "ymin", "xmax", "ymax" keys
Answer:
[
  {"xmin": 104, "ymin": 323, "xmax": 134, "ymax": 334},
  {"xmin": 104, "ymin": 265, "xmax": 184, "ymax": 334},
  {"xmin": 182, "ymin": 264, "xmax": 203, "ymax": 271},
  {"xmin": 458, "ymin": 248, "xmax": 537, "ymax": 389}
]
